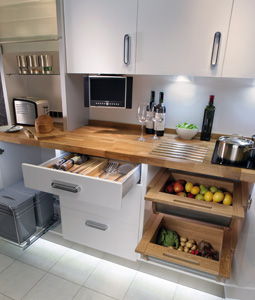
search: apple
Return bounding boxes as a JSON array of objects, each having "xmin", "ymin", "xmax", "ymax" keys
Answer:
[
  {"xmin": 174, "ymin": 182, "xmax": 184, "ymax": 193},
  {"xmin": 170, "ymin": 181, "xmax": 176, "ymax": 187},
  {"xmin": 177, "ymin": 179, "xmax": 186, "ymax": 186},
  {"xmin": 164, "ymin": 184, "xmax": 174, "ymax": 194},
  {"xmin": 187, "ymin": 192, "xmax": 195, "ymax": 198},
  {"xmin": 176, "ymin": 192, "xmax": 187, "ymax": 197}
]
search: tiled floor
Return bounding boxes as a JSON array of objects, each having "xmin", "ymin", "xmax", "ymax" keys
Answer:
[{"xmin": 0, "ymin": 230, "xmax": 225, "ymax": 300}]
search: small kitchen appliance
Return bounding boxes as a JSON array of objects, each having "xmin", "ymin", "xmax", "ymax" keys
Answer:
[
  {"xmin": 84, "ymin": 75, "xmax": 133, "ymax": 108},
  {"xmin": 13, "ymin": 97, "xmax": 49, "ymax": 126}
]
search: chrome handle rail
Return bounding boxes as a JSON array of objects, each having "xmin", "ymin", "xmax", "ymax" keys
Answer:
[
  {"xmin": 124, "ymin": 34, "xmax": 130, "ymax": 65},
  {"xmin": 85, "ymin": 220, "xmax": 108, "ymax": 231},
  {"xmin": 211, "ymin": 31, "xmax": 221, "ymax": 67},
  {"xmin": 51, "ymin": 180, "xmax": 80, "ymax": 193}
]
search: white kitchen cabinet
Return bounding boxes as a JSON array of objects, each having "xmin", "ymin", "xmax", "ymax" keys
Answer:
[
  {"xmin": 136, "ymin": 0, "xmax": 233, "ymax": 77},
  {"xmin": 222, "ymin": 0, "xmax": 255, "ymax": 78},
  {"xmin": 63, "ymin": 0, "xmax": 137, "ymax": 74}
]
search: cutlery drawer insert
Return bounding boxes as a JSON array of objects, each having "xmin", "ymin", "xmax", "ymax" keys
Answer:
[
  {"xmin": 22, "ymin": 152, "xmax": 141, "ymax": 210},
  {"xmin": 136, "ymin": 213, "xmax": 231, "ymax": 279}
]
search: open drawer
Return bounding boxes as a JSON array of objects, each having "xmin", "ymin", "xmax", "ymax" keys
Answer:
[
  {"xmin": 145, "ymin": 168, "xmax": 245, "ymax": 227},
  {"xmin": 22, "ymin": 152, "xmax": 141, "ymax": 210},
  {"xmin": 136, "ymin": 213, "xmax": 232, "ymax": 280}
]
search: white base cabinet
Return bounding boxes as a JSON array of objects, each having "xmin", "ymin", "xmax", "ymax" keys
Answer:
[{"xmin": 60, "ymin": 184, "xmax": 142, "ymax": 261}]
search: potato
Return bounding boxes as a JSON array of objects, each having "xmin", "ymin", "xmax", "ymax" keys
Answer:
[
  {"xmin": 185, "ymin": 241, "xmax": 193, "ymax": 248},
  {"xmin": 189, "ymin": 239, "xmax": 195, "ymax": 244},
  {"xmin": 178, "ymin": 246, "xmax": 184, "ymax": 251},
  {"xmin": 184, "ymin": 246, "xmax": 189, "ymax": 253},
  {"xmin": 180, "ymin": 236, "xmax": 187, "ymax": 242},
  {"xmin": 180, "ymin": 241, "xmax": 186, "ymax": 247},
  {"xmin": 191, "ymin": 244, "xmax": 197, "ymax": 250}
]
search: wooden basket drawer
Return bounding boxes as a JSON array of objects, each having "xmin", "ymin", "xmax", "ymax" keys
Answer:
[
  {"xmin": 22, "ymin": 152, "xmax": 141, "ymax": 210},
  {"xmin": 136, "ymin": 213, "xmax": 232, "ymax": 279},
  {"xmin": 145, "ymin": 168, "xmax": 244, "ymax": 223},
  {"xmin": 61, "ymin": 206, "xmax": 139, "ymax": 261}
]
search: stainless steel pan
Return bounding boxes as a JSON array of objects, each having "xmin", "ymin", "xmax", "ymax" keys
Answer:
[{"xmin": 217, "ymin": 135, "xmax": 255, "ymax": 163}]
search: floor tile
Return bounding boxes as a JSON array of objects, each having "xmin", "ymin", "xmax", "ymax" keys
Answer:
[
  {"xmin": 124, "ymin": 271, "xmax": 177, "ymax": 300},
  {"xmin": 22, "ymin": 273, "xmax": 80, "ymax": 300},
  {"xmin": 178, "ymin": 273, "xmax": 225, "ymax": 298},
  {"xmin": 73, "ymin": 287, "xmax": 115, "ymax": 300},
  {"xmin": 0, "ymin": 253, "xmax": 14, "ymax": 273},
  {"xmin": 18, "ymin": 238, "xmax": 69, "ymax": 271},
  {"xmin": 138, "ymin": 261, "xmax": 181, "ymax": 283},
  {"xmin": 0, "ymin": 260, "xmax": 45, "ymax": 300},
  {"xmin": 84, "ymin": 259, "xmax": 137, "ymax": 300},
  {"xmin": 49, "ymin": 248, "xmax": 101, "ymax": 285},
  {"xmin": 0, "ymin": 294, "xmax": 13, "ymax": 300},
  {"xmin": 71, "ymin": 242, "xmax": 105, "ymax": 259},
  {"xmin": 0, "ymin": 239, "xmax": 24, "ymax": 259},
  {"xmin": 173, "ymin": 284, "xmax": 224, "ymax": 300}
]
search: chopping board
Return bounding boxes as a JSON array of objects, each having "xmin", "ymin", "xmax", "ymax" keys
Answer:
[{"xmin": 24, "ymin": 127, "xmax": 65, "ymax": 140}]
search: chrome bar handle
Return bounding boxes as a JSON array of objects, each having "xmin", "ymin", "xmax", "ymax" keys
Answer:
[
  {"xmin": 85, "ymin": 220, "xmax": 108, "ymax": 231},
  {"xmin": 211, "ymin": 32, "xmax": 221, "ymax": 67},
  {"xmin": 124, "ymin": 34, "xmax": 130, "ymax": 65},
  {"xmin": 51, "ymin": 180, "xmax": 80, "ymax": 193}
]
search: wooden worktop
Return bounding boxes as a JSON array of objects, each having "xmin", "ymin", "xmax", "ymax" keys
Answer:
[{"xmin": 0, "ymin": 122, "xmax": 255, "ymax": 183}]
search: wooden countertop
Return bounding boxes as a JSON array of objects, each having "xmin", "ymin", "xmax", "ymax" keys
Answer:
[{"xmin": 0, "ymin": 122, "xmax": 254, "ymax": 183}]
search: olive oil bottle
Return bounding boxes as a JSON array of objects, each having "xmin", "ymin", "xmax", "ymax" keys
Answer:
[{"xmin": 200, "ymin": 95, "xmax": 215, "ymax": 141}]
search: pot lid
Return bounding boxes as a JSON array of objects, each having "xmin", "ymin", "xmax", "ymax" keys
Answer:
[{"xmin": 219, "ymin": 135, "xmax": 254, "ymax": 146}]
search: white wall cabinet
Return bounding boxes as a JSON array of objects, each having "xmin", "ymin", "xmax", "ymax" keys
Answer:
[
  {"xmin": 222, "ymin": 0, "xmax": 255, "ymax": 78},
  {"xmin": 63, "ymin": 0, "xmax": 137, "ymax": 74},
  {"xmin": 135, "ymin": 0, "xmax": 233, "ymax": 77}
]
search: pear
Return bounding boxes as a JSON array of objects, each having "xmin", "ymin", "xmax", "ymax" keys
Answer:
[
  {"xmin": 210, "ymin": 186, "xmax": 218, "ymax": 194},
  {"xmin": 200, "ymin": 185, "xmax": 209, "ymax": 195}
]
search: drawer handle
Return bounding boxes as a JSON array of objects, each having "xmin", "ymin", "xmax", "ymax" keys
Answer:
[
  {"xmin": 163, "ymin": 252, "xmax": 200, "ymax": 265},
  {"xmin": 85, "ymin": 220, "xmax": 108, "ymax": 231},
  {"xmin": 51, "ymin": 180, "xmax": 80, "ymax": 193}
]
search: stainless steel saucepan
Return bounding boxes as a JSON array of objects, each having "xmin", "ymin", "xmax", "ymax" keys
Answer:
[{"xmin": 217, "ymin": 135, "xmax": 255, "ymax": 163}]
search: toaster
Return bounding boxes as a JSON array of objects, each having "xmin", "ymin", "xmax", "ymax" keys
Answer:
[{"xmin": 13, "ymin": 97, "xmax": 49, "ymax": 126}]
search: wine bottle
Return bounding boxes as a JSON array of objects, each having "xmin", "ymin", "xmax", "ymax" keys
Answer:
[
  {"xmin": 146, "ymin": 91, "xmax": 155, "ymax": 134},
  {"xmin": 156, "ymin": 92, "xmax": 166, "ymax": 136},
  {"xmin": 200, "ymin": 95, "xmax": 215, "ymax": 141}
]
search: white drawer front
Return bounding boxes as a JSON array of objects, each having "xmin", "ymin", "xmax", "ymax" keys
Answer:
[
  {"xmin": 61, "ymin": 206, "xmax": 139, "ymax": 261},
  {"xmin": 22, "ymin": 157, "xmax": 140, "ymax": 210},
  {"xmin": 60, "ymin": 184, "xmax": 142, "ymax": 227}
]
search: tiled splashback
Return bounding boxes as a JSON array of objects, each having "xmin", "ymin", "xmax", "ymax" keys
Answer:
[{"xmin": 0, "ymin": 76, "xmax": 7, "ymax": 126}]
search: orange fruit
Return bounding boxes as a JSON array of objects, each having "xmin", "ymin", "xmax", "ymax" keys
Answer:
[
  {"xmin": 223, "ymin": 193, "xmax": 233, "ymax": 205},
  {"xmin": 190, "ymin": 186, "xmax": 200, "ymax": 195},
  {"xmin": 213, "ymin": 192, "xmax": 224, "ymax": 203},
  {"xmin": 185, "ymin": 182, "xmax": 193, "ymax": 193},
  {"xmin": 204, "ymin": 191, "xmax": 213, "ymax": 202}
]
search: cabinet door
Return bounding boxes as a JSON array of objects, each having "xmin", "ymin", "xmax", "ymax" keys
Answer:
[
  {"xmin": 63, "ymin": 0, "xmax": 137, "ymax": 74},
  {"xmin": 222, "ymin": 0, "xmax": 255, "ymax": 78},
  {"xmin": 136, "ymin": 0, "xmax": 233, "ymax": 77}
]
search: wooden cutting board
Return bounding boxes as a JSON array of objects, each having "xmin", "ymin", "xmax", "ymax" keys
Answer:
[{"xmin": 26, "ymin": 127, "xmax": 65, "ymax": 140}]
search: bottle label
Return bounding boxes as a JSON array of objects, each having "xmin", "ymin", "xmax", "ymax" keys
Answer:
[
  {"xmin": 146, "ymin": 111, "xmax": 154, "ymax": 130},
  {"xmin": 155, "ymin": 112, "xmax": 165, "ymax": 131}
]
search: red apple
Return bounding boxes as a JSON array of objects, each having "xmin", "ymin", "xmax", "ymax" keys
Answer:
[
  {"xmin": 173, "ymin": 182, "xmax": 184, "ymax": 193},
  {"xmin": 170, "ymin": 181, "xmax": 176, "ymax": 187},
  {"xmin": 176, "ymin": 191, "xmax": 187, "ymax": 197},
  {"xmin": 187, "ymin": 192, "xmax": 195, "ymax": 198},
  {"xmin": 164, "ymin": 184, "xmax": 174, "ymax": 194},
  {"xmin": 177, "ymin": 179, "xmax": 186, "ymax": 186}
]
